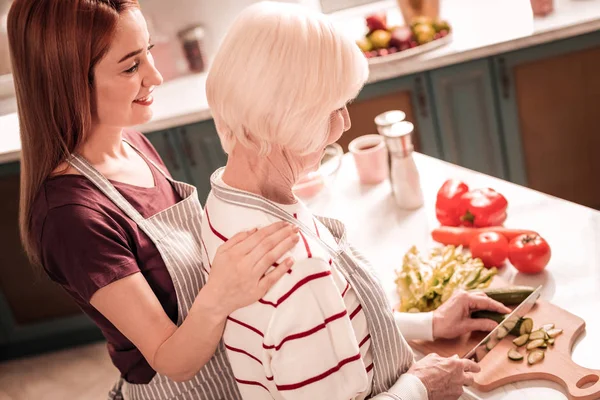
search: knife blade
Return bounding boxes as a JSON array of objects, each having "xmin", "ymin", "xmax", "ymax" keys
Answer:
[{"xmin": 463, "ymin": 285, "xmax": 542, "ymax": 362}]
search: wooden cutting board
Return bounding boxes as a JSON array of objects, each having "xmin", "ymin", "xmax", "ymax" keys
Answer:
[{"xmin": 409, "ymin": 300, "xmax": 600, "ymax": 399}]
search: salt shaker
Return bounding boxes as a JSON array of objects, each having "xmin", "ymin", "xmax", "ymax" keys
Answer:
[
  {"xmin": 376, "ymin": 113, "xmax": 424, "ymax": 210},
  {"xmin": 374, "ymin": 110, "xmax": 406, "ymax": 176}
]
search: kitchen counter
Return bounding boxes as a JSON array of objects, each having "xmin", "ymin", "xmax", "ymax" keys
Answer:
[
  {"xmin": 2, "ymin": 0, "xmax": 600, "ymax": 164},
  {"xmin": 306, "ymin": 152, "xmax": 600, "ymax": 399}
]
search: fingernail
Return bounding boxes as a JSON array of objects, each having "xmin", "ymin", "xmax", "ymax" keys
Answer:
[{"xmin": 293, "ymin": 226, "xmax": 300, "ymax": 232}]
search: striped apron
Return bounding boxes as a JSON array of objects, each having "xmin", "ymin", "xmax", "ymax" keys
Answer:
[
  {"xmin": 68, "ymin": 142, "xmax": 242, "ymax": 400},
  {"xmin": 210, "ymin": 169, "xmax": 416, "ymax": 397}
]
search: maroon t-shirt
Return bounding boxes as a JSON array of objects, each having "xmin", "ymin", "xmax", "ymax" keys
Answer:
[{"xmin": 31, "ymin": 130, "xmax": 183, "ymax": 384}]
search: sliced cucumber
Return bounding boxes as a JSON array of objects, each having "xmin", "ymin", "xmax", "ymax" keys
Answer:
[
  {"xmin": 508, "ymin": 348, "xmax": 524, "ymax": 361},
  {"xmin": 513, "ymin": 334, "xmax": 529, "ymax": 347},
  {"xmin": 529, "ymin": 330, "xmax": 546, "ymax": 341},
  {"xmin": 526, "ymin": 338, "xmax": 546, "ymax": 350},
  {"xmin": 538, "ymin": 342, "xmax": 548, "ymax": 349},
  {"xmin": 547, "ymin": 328, "xmax": 563, "ymax": 338},
  {"xmin": 542, "ymin": 323, "xmax": 555, "ymax": 331},
  {"xmin": 519, "ymin": 318, "xmax": 534, "ymax": 336},
  {"xmin": 528, "ymin": 349, "xmax": 545, "ymax": 365}
]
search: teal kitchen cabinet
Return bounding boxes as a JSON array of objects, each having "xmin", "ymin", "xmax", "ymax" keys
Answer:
[
  {"xmin": 0, "ymin": 163, "xmax": 103, "ymax": 361},
  {"xmin": 144, "ymin": 128, "xmax": 191, "ymax": 184},
  {"xmin": 428, "ymin": 58, "xmax": 507, "ymax": 180},
  {"xmin": 492, "ymin": 30, "xmax": 600, "ymax": 209},
  {"xmin": 343, "ymin": 73, "xmax": 442, "ymax": 160},
  {"xmin": 172, "ymin": 120, "xmax": 228, "ymax": 205}
]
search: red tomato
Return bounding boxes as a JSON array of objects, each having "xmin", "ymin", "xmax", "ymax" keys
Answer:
[
  {"xmin": 469, "ymin": 232, "xmax": 508, "ymax": 268},
  {"xmin": 508, "ymin": 234, "xmax": 551, "ymax": 274}
]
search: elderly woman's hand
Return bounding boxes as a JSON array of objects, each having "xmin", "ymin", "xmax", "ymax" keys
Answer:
[
  {"xmin": 432, "ymin": 290, "xmax": 511, "ymax": 339},
  {"xmin": 407, "ymin": 353, "xmax": 480, "ymax": 400}
]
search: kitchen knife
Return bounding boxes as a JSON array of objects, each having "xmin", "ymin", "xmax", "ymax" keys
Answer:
[{"xmin": 463, "ymin": 285, "xmax": 542, "ymax": 362}]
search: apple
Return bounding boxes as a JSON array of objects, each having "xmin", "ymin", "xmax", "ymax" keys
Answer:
[
  {"xmin": 413, "ymin": 23, "xmax": 436, "ymax": 44},
  {"xmin": 389, "ymin": 26, "xmax": 413, "ymax": 48},
  {"xmin": 356, "ymin": 37, "xmax": 373, "ymax": 52},
  {"xmin": 368, "ymin": 29, "xmax": 392, "ymax": 49},
  {"xmin": 365, "ymin": 13, "xmax": 387, "ymax": 33}
]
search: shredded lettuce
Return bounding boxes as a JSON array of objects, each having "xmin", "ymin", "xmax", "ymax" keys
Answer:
[{"xmin": 395, "ymin": 245, "xmax": 497, "ymax": 312}]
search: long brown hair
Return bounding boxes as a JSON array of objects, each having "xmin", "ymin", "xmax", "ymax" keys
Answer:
[{"xmin": 8, "ymin": 0, "xmax": 139, "ymax": 265}]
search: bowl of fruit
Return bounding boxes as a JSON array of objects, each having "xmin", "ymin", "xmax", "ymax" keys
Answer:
[{"xmin": 356, "ymin": 13, "xmax": 452, "ymax": 63}]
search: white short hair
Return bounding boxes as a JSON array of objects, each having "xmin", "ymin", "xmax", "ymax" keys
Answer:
[{"xmin": 206, "ymin": 1, "xmax": 369, "ymax": 155}]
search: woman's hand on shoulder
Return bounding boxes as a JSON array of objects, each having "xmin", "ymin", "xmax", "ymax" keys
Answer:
[{"xmin": 203, "ymin": 221, "xmax": 300, "ymax": 317}]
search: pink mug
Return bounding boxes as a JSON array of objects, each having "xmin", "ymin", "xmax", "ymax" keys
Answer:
[{"xmin": 348, "ymin": 134, "xmax": 389, "ymax": 185}]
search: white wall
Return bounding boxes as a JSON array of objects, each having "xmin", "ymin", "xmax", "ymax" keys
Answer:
[{"xmin": 141, "ymin": 0, "xmax": 322, "ymax": 64}]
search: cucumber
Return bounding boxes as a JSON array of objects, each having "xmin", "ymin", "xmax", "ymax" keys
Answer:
[
  {"xmin": 513, "ymin": 334, "xmax": 529, "ymax": 347},
  {"xmin": 479, "ymin": 286, "xmax": 535, "ymax": 305},
  {"xmin": 528, "ymin": 349, "xmax": 545, "ymax": 365},
  {"xmin": 526, "ymin": 339, "xmax": 546, "ymax": 350},
  {"xmin": 508, "ymin": 348, "xmax": 523, "ymax": 361},
  {"xmin": 547, "ymin": 328, "xmax": 563, "ymax": 338},
  {"xmin": 529, "ymin": 330, "xmax": 546, "ymax": 341},
  {"xmin": 471, "ymin": 310, "xmax": 504, "ymax": 323},
  {"xmin": 542, "ymin": 323, "xmax": 555, "ymax": 331},
  {"xmin": 471, "ymin": 311, "xmax": 533, "ymax": 337},
  {"xmin": 519, "ymin": 318, "xmax": 534, "ymax": 336}
]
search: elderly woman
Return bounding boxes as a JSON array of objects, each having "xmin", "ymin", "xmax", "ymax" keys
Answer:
[{"xmin": 202, "ymin": 2, "xmax": 509, "ymax": 400}]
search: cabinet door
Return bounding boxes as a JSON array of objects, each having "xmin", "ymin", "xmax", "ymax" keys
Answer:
[
  {"xmin": 175, "ymin": 120, "xmax": 228, "ymax": 205},
  {"xmin": 0, "ymin": 163, "xmax": 102, "ymax": 361},
  {"xmin": 428, "ymin": 59, "xmax": 506, "ymax": 179},
  {"xmin": 144, "ymin": 128, "xmax": 191, "ymax": 184},
  {"xmin": 344, "ymin": 73, "xmax": 442, "ymax": 159},
  {"xmin": 494, "ymin": 31, "xmax": 600, "ymax": 209}
]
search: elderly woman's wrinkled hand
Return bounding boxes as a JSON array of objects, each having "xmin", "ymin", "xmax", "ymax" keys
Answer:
[
  {"xmin": 432, "ymin": 290, "xmax": 511, "ymax": 340},
  {"xmin": 407, "ymin": 353, "xmax": 480, "ymax": 400}
]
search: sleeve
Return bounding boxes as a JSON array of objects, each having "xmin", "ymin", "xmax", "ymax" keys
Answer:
[
  {"xmin": 40, "ymin": 205, "xmax": 140, "ymax": 302},
  {"xmin": 262, "ymin": 258, "xmax": 369, "ymax": 400},
  {"xmin": 394, "ymin": 311, "xmax": 434, "ymax": 342},
  {"xmin": 370, "ymin": 374, "xmax": 429, "ymax": 400}
]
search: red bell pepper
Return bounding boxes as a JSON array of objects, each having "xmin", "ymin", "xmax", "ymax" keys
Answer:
[
  {"xmin": 458, "ymin": 188, "xmax": 508, "ymax": 227},
  {"xmin": 435, "ymin": 179, "xmax": 470, "ymax": 226}
]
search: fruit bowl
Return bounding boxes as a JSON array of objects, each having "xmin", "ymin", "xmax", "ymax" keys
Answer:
[
  {"xmin": 356, "ymin": 13, "xmax": 452, "ymax": 63},
  {"xmin": 293, "ymin": 143, "xmax": 343, "ymax": 200}
]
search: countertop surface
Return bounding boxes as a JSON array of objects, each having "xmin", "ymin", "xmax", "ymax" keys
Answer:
[
  {"xmin": 2, "ymin": 0, "xmax": 600, "ymax": 164},
  {"xmin": 307, "ymin": 152, "xmax": 600, "ymax": 399}
]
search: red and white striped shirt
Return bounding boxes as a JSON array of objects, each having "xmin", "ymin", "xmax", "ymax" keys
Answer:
[{"xmin": 201, "ymin": 181, "xmax": 375, "ymax": 399}]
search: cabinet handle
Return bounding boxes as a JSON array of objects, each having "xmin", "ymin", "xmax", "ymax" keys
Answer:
[
  {"xmin": 415, "ymin": 76, "xmax": 429, "ymax": 118},
  {"xmin": 180, "ymin": 128, "xmax": 197, "ymax": 167},
  {"xmin": 498, "ymin": 57, "xmax": 510, "ymax": 99},
  {"xmin": 163, "ymin": 131, "xmax": 181, "ymax": 171}
]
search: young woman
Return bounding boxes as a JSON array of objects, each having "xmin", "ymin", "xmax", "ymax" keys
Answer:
[{"xmin": 8, "ymin": 0, "xmax": 299, "ymax": 398}]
